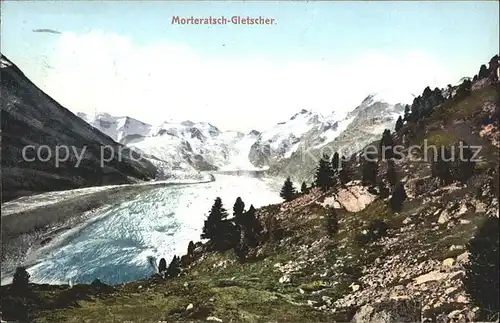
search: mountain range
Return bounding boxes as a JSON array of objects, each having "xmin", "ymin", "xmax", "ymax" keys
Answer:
[
  {"xmin": 77, "ymin": 93, "xmax": 411, "ymax": 180},
  {"xmin": 1, "ymin": 53, "xmax": 413, "ymax": 201}
]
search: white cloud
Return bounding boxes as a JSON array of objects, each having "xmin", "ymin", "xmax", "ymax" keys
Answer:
[{"xmin": 39, "ymin": 30, "xmax": 457, "ymax": 132}]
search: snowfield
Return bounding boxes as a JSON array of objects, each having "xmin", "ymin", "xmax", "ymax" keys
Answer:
[{"xmin": 3, "ymin": 175, "xmax": 282, "ymax": 286}]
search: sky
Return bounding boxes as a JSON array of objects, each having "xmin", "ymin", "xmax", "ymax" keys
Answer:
[{"xmin": 1, "ymin": 1, "xmax": 499, "ymax": 132}]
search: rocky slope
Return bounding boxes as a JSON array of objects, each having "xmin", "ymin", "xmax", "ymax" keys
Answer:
[{"xmin": 0, "ymin": 55, "xmax": 158, "ymax": 202}]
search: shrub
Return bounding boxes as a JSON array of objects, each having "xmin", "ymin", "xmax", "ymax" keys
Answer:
[{"xmin": 356, "ymin": 220, "xmax": 389, "ymax": 246}]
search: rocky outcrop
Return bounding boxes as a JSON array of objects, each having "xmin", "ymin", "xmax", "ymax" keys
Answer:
[{"xmin": 320, "ymin": 182, "xmax": 378, "ymax": 212}]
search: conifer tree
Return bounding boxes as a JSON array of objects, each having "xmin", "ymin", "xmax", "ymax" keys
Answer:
[
  {"xmin": 243, "ymin": 204, "xmax": 261, "ymax": 248},
  {"xmin": 446, "ymin": 84, "xmax": 453, "ymax": 99},
  {"xmin": 202, "ymin": 197, "xmax": 236, "ymax": 250},
  {"xmin": 403, "ymin": 104, "xmax": 411, "ymax": 121},
  {"xmin": 395, "ymin": 116, "xmax": 404, "ymax": 132},
  {"xmin": 389, "ymin": 182, "xmax": 407, "ymax": 212},
  {"xmin": 326, "ymin": 208, "xmax": 339, "ymax": 237},
  {"xmin": 315, "ymin": 154, "xmax": 335, "ymax": 191},
  {"xmin": 463, "ymin": 216, "xmax": 499, "ymax": 320},
  {"xmin": 361, "ymin": 150, "xmax": 378, "ymax": 187},
  {"xmin": 158, "ymin": 258, "xmax": 167, "ymax": 274},
  {"xmin": 456, "ymin": 79, "xmax": 472, "ymax": 97},
  {"xmin": 166, "ymin": 255, "xmax": 181, "ymax": 278},
  {"xmin": 187, "ymin": 241, "xmax": 195, "ymax": 256},
  {"xmin": 12, "ymin": 266, "xmax": 30, "ymax": 291},
  {"xmin": 386, "ymin": 159, "xmax": 398, "ymax": 187},
  {"xmin": 339, "ymin": 157, "xmax": 351, "ymax": 185},
  {"xmin": 202, "ymin": 197, "xmax": 228, "ymax": 240},
  {"xmin": 233, "ymin": 197, "xmax": 246, "ymax": 226},
  {"xmin": 478, "ymin": 64, "xmax": 489, "ymax": 79},
  {"xmin": 380, "ymin": 129, "xmax": 394, "ymax": 159},
  {"xmin": 301, "ymin": 181, "xmax": 309, "ymax": 194},
  {"xmin": 280, "ymin": 177, "xmax": 297, "ymax": 201}
]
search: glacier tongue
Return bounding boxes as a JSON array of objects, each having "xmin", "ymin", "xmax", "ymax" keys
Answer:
[{"xmin": 22, "ymin": 175, "xmax": 282, "ymax": 285}]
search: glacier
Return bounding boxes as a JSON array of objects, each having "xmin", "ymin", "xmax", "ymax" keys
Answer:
[{"xmin": 8, "ymin": 175, "xmax": 282, "ymax": 286}]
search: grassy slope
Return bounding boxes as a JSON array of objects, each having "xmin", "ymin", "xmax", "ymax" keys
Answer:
[{"xmin": 1, "ymin": 84, "xmax": 498, "ymax": 322}]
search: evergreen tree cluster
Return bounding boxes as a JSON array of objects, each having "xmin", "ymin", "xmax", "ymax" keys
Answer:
[
  {"xmin": 314, "ymin": 152, "xmax": 348, "ymax": 192},
  {"xmin": 201, "ymin": 196, "xmax": 262, "ymax": 259},
  {"xmin": 359, "ymin": 129, "xmax": 407, "ymax": 212},
  {"xmin": 157, "ymin": 255, "xmax": 181, "ymax": 279},
  {"xmin": 404, "ymin": 86, "xmax": 446, "ymax": 123}
]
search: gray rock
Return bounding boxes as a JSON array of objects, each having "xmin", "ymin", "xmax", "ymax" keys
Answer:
[{"xmin": 352, "ymin": 299, "xmax": 422, "ymax": 323}]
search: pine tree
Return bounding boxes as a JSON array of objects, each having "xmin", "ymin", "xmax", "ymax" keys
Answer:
[
  {"xmin": 395, "ymin": 116, "xmax": 404, "ymax": 132},
  {"xmin": 202, "ymin": 197, "xmax": 228, "ymax": 240},
  {"xmin": 380, "ymin": 129, "xmax": 394, "ymax": 159},
  {"xmin": 280, "ymin": 177, "xmax": 297, "ymax": 201},
  {"xmin": 410, "ymin": 96, "xmax": 421, "ymax": 122},
  {"xmin": 463, "ymin": 216, "xmax": 499, "ymax": 320},
  {"xmin": 158, "ymin": 258, "xmax": 167, "ymax": 274},
  {"xmin": 166, "ymin": 255, "xmax": 181, "ymax": 278},
  {"xmin": 389, "ymin": 182, "xmax": 407, "ymax": 212},
  {"xmin": 202, "ymin": 197, "xmax": 237, "ymax": 251},
  {"xmin": 386, "ymin": 159, "xmax": 398, "ymax": 187},
  {"xmin": 243, "ymin": 204, "xmax": 261, "ymax": 248},
  {"xmin": 301, "ymin": 181, "xmax": 309, "ymax": 194},
  {"xmin": 446, "ymin": 84, "xmax": 453, "ymax": 99},
  {"xmin": 12, "ymin": 266, "xmax": 30, "ymax": 291},
  {"xmin": 326, "ymin": 208, "xmax": 339, "ymax": 237},
  {"xmin": 187, "ymin": 241, "xmax": 195, "ymax": 256},
  {"xmin": 315, "ymin": 154, "xmax": 335, "ymax": 191},
  {"xmin": 361, "ymin": 150, "xmax": 378, "ymax": 187},
  {"xmin": 456, "ymin": 79, "xmax": 472, "ymax": 98},
  {"xmin": 478, "ymin": 64, "xmax": 489, "ymax": 79},
  {"xmin": 339, "ymin": 158, "xmax": 351, "ymax": 185},
  {"xmin": 233, "ymin": 197, "xmax": 246, "ymax": 226},
  {"xmin": 403, "ymin": 104, "xmax": 411, "ymax": 121}
]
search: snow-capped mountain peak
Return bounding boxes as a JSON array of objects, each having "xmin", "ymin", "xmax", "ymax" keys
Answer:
[
  {"xmin": 77, "ymin": 112, "xmax": 152, "ymax": 143},
  {"xmin": 76, "ymin": 89, "xmax": 410, "ymax": 176},
  {"xmin": 362, "ymin": 89, "xmax": 415, "ymax": 107}
]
